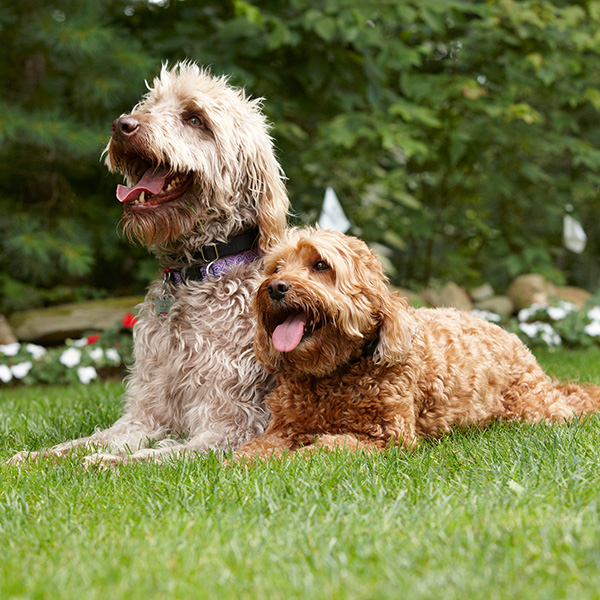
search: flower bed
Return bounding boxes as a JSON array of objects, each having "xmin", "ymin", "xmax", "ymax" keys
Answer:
[
  {"xmin": 3, "ymin": 303, "xmax": 600, "ymax": 387},
  {"xmin": 0, "ymin": 314, "xmax": 135, "ymax": 386},
  {"xmin": 476, "ymin": 301, "xmax": 600, "ymax": 349}
]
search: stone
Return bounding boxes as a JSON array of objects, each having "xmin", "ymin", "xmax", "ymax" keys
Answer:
[
  {"xmin": 550, "ymin": 286, "xmax": 591, "ymax": 309},
  {"xmin": 508, "ymin": 274, "xmax": 555, "ymax": 311},
  {"xmin": 470, "ymin": 283, "xmax": 495, "ymax": 303},
  {"xmin": 439, "ymin": 282, "xmax": 473, "ymax": 311},
  {"xmin": 509, "ymin": 273, "xmax": 592, "ymax": 311},
  {"xmin": 474, "ymin": 296, "xmax": 514, "ymax": 317},
  {"xmin": 7, "ymin": 296, "xmax": 144, "ymax": 344},
  {"xmin": 0, "ymin": 315, "xmax": 17, "ymax": 344},
  {"xmin": 421, "ymin": 288, "xmax": 443, "ymax": 308}
]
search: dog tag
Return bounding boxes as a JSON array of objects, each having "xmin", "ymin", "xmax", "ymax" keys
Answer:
[{"xmin": 154, "ymin": 295, "xmax": 173, "ymax": 316}]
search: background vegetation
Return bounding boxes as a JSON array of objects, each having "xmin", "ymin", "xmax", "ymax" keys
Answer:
[{"xmin": 2, "ymin": 0, "xmax": 600, "ymax": 314}]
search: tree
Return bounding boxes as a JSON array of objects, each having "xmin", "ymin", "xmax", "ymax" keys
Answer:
[{"xmin": 0, "ymin": 0, "xmax": 156, "ymax": 312}]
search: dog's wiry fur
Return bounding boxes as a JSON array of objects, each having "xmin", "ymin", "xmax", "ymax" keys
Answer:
[
  {"xmin": 234, "ymin": 229, "xmax": 600, "ymax": 461},
  {"xmin": 8, "ymin": 62, "xmax": 288, "ymax": 467}
]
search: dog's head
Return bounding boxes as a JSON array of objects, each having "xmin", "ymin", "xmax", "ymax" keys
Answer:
[
  {"xmin": 104, "ymin": 61, "xmax": 288, "ymax": 256},
  {"xmin": 254, "ymin": 228, "xmax": 414, "ymax": 376}
]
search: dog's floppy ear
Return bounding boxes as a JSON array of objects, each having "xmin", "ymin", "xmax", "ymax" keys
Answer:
[
  {"xmin": 373, "ymin": 289, "xmax": 415, "ymax": 366},
  {"xmin": 240, "ymin": 114, "xmax": 288, "ymax": 252},
  {"xmin": 253, "ymin": 154, "xmax": 288, "ymax": 252}
]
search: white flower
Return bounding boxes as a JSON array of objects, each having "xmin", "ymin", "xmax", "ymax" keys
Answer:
[
  {"xmin": 470, "ymin": 309, "xmax": 501, "ymax": 323},
  {"xmin": 540, "ymin": 323, "xmax": 561, "ymax": 346},
  {"xmin": 71, "ymin": 338, "xmax": 88, "ymax": 347},
  {"xmin": 11, "ymin": 361, "xmax": 32, "ymax": 379},
  {"xmin": 546, "ymin": 306, "xmax": 568, "ymax": 321},
  {"xmin": 59, "ymin": 347, "xmax": 82, "ymax": 368},
  {"xmin": 0, "ymin": 343, "xmax": 21, "ymax": 357},
  {"xmin": 88, "ymin": 347, "xmax": 104, "ymax": 363},
  {"xmin": 0, "ymin": 364, "xmax": 13, "ymax": 383},
  {"xmin": 584, "ymin": 321, "xmax": 600, "ymax": 337},
  {"xmin": 587, "ymin": 306, "xmax": 600, "ymax": 322},
  {"xmin": 26, "ymin": 343, "xmax": 47, "ymax": 360},
  {"xmin": 517, "ymin": 303, "xmax": 547, "ymax": 322},
  {"xmin": 545, "ymin": 302, "xmax": 575, "ymax": 321},
  {"xmin": 105, "ymin": 348, "xmax": 121, "ymax": 365},
  {"xmin": 519, "ymin": 322, "xmax": 540, "ymax": 338},
  {"xmin": 77, "ymin": 366, "xmax": 98, "ymax": 384},
  {"xmin": 558, "ymin": 300, "xmax": 576, "ymax": 311},
  {"xmin": 518, "ymin": 322, "xmax": 561, "ymax": 346}
]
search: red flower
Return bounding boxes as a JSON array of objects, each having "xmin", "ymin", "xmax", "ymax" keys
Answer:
[
  {"xmin": 86, "ymin": 334, "xmax": 100, "ymax": 345},
  {"xmin": 121, "ymin": 313, "xmax": 138, "ymax": 329}
]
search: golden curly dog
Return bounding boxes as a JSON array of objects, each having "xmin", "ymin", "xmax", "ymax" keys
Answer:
[{"xmin": 234, "ymin": 228, "xmax": 600, "ymax": 460}]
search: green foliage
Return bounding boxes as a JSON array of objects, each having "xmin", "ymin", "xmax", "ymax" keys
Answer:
[
  {"xmin": 0, "ymin": 0, "xmax": 156, "ymax": 312},
  {"xmin": 2, "ymin": 0, "xmax": 600, "ymax": 312}
]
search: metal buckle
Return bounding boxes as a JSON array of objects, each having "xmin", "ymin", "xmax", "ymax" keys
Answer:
[
  {"xmin": 205, "ymin": 259, "xmax": 221, "ymax": 280},
  {"xmin": 200, "ymin": 243, "xmax": 219, "ymax": 263}
]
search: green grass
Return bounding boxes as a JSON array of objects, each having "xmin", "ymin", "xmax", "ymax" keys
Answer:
[{"xmin": 2, "ymin": 348, "xmax": 600, "ymax": 599}]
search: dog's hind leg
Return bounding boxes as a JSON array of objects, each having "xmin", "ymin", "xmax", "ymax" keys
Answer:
[
  {"xmin": 302, "ymin": 433, "xmax": 380, "ymax": 453},
  {"xmin": 228, "ymin": 432, "xmax": 294, "ymax": 463},
  {"xmin": 502, "ymin": 375, "xmax": 600, "ymax": 424},
  {"xmin": 230, "ymin": 433, "xmax": 379, "ymax": 465}
]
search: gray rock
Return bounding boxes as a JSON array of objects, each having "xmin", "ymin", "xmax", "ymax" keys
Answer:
[
  {"xmin": 508, "ymin": 274, "xmax": 555, "ymax": 311},
  {"xmin": 8, "ymin": 296, "xmax": 144, "ymax": 343},
  {"xmin": 509, "ymin": 274, "xmax": 591, "ymax": 310},
  {"xmin": 439, "ymin": 282, "xmax": 473, "ymax": 311},
  {"xmin": 421, "ymin": 288, "xmax": 443, "ymax": 308},
  {"xmin": 551, "ymin": 286, "xmax": 591, "ymax": 309},
  {"xmin": 470, "ymin": 283, "xmax": 495, "ymax": 303},
  {"xmin": 0, "ymin": 315, "xmax": 17, "ymax": 344},
  {"xmin": 474, "ymin": 296, "xmax": 514, "ymax": 317}
]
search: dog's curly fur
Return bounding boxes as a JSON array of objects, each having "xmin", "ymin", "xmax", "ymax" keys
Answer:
[
  {"xmin": 8, "ymin": 62, "xmax": 288, "ymax": 467},
  {"xmin": 234, "ymin": 228, "xmax": 600, "ymax": 460}
]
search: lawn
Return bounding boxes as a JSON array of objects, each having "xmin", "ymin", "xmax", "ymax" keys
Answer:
[{"xmin": 2, "ymin": 348, "xmax": 600, "ymax": 599}]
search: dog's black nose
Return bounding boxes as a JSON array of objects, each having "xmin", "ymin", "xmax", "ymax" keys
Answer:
[
  {"xmin": 268, "ymin": 280, "xmax": 290, "ymax": 301},
  {"xmin": 112, "ymin": 116, "xmax": 140, "ymax": 139}
]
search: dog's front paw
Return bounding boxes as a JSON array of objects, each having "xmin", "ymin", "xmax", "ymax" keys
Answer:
[
  {"xmin": 227, "ymin": 447, "xmax": 288, "ymax": 466},
  {"xmin": 6, "ymin": 450, "xmax": 41, "ymax": 466},
  {"xmin": 82, "ymin": 453, "xmax": 128, "ymax": 470}
]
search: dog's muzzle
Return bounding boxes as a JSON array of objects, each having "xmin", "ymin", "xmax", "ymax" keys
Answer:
[
  {"xmin": 268, "ymin": 280, "xmax": 291, "ymax": 301},
  {"xmin": 112, "ymin": 116, "xmax": 140, "ymax": 141}
]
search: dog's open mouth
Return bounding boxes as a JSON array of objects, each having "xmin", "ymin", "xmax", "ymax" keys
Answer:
[
  {"xmin": 269, "ymin": 310, "xmax": 324, "ymax": 353},
  {"xmin": 116, "ymin": 165, "xmax": 193, "ymax": 208}
]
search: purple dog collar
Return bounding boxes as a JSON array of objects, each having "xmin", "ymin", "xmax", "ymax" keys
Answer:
[{"xmin": 164, "ymin": 248, "xmax": 261, "ymax": 285}]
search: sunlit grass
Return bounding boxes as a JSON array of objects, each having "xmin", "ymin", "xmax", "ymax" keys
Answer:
[{"xmin": 2, "ymin": 349, "xmax": 600, "ymax": 599}]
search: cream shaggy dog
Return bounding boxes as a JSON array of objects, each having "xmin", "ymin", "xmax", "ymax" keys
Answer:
[
  {"xmin": 8, "ymin": 62, "xmax": 288, "ymax": 466},
  {"xmin": 234, "ymin": 229, "xmax": 600, "ymax": 460}
]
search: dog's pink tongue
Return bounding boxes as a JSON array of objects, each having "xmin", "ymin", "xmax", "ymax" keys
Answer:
[
  {"xmin": 272, "ymin": 313, "xmax": 307, "ymax": 353},
  {"xmin": 116, "ymin": 167, "xmax": 167, "ymax": 203}
]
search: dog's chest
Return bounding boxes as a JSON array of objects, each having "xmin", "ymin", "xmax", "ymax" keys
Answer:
[
  {"xmin": 136, "ymin": 273, "xmax": 258, "ymax": 368},
  {"xmin": 279, "ymin": 369, "xmax": 394, "ymax": 438}
]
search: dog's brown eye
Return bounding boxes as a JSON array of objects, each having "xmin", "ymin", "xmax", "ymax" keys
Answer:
[
  {"xmin": 187, "ymin": 115, "xmax": 203, "ymax": 127},
  {"xmin": 313, "ymin": 260, "xmax": 330, "ymax": 272}
]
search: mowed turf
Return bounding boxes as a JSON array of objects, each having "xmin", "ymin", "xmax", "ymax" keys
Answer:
[{"xmin": 2, "ymin": 348, "xmax": 600, "ymax": 599}]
